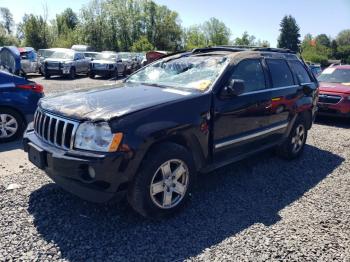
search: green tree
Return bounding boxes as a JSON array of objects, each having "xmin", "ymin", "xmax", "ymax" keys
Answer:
[
  {"xmin": 315, "ymin": 34, "xmax": 331, "ymax": 47},
  {"xmin": 203, "ymin": 17, "xmax": 230, "ymax": 46},
  {"xmin": 336, "ymin": 29, "xmax": 350, "ymax": 46},
  {"xmin": 234, "ymin": 31, "xmax": 256, "ymax": 46},
  {"xmin": 0, "ymin": 7, "xmax": 14, "ymax": 34},
  {"xmin": 131, "ymin": 35, "xmax": 153, "ymax": 51},
  {"xmin": 56, "ymin": 8, "xmax": 78, "ymax": 35},
  {"xmin": 21, "ymin": 14, "xmax": 49, "ymax": 49},
  {"xmin": 277, "ymin": 15, "xmax": 301, "ymax": 52},
  {"xmin": 184, "ymin": 25, "xmax": 206, "ymax": 50}
]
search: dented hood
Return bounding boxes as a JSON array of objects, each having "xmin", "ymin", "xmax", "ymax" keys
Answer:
[{"xmin": 39, "ymin": 82, "xmax": 199, "ymax": 121}]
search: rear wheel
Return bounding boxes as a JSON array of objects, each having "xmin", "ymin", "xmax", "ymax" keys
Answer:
[
  {"xmin": 127, "ymin": 143, "xmax": 195, "ymax": 218},
  {"xmin": 89, "ymin": 72, "xmax": 95, "ymax": 79},
  {"xmin": 0, "ymin": 109, "xmax": 24, "ymax": 142},
  {"xmin": 276, "ymin": 117, "xmax": 308, "ymax": 160}
]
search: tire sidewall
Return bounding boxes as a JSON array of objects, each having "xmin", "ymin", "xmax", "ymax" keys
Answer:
[
  {"xmin": 0, "ymin": 109, "xmax": 24, "ymax": 142},
  {"xmin": 128, "ymin": 143, "xmax": 195, "ymax": 218},
  {"xmin": 286, "ymin": 118, "xmax": 308, "ymax": 158}
]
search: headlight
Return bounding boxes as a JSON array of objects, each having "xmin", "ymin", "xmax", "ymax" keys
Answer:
[{"xmin": 74, "ymin": 122, "xmax": 123, "ymax": 152}]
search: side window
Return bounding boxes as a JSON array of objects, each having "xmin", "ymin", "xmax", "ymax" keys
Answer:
[
  {"xmin": 230, "ymin": 59, "xmax": 266, "ymax": 92},
  {"xmin": 266, "ymin": 59, "xmax": 294, "ymax": 88},
  {"xmin": 289, "ymin": 60, "xmax": 312, "ymax": 83}
]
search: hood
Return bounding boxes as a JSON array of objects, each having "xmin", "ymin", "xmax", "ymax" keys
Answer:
[
  {"xmin": 91, "ymin": 60, "xmax": 114, "ymax": 65},
  {"xmin": 45, "ymin": 58, "xmax": 73, "ymax": 63},
  {"xmin": 39, "ymin": 82, "xmax": 199, "ymax": 121},
  {"xmin": 319, "ymin": 82, "xmax": 350, "ymax": 95},
  {"xmin": 0, "ymin": 46, "xmax": 21, "ymax": 75}
]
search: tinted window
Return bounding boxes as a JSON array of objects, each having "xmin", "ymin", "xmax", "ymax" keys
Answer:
[
  {"xmin": 231, "ymin": 59, "xmax": 266, "ymax": 92},
  {"xmin": 289, "ymin": 60, "xmax": 312, "ymax": 83},
  {"xmin": 266, "ymin": 59, "xmax": 294, "ymax": 87}
]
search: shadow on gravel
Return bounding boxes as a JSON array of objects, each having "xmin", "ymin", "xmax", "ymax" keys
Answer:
[
  {"xmin": 0, "ymin": 140, "xmax": 22, "ymax": 153},
  {"xmin": 28, "ymin": 145, "xmax": 344, "ymax": 261},
  {"xmin": 315, "ymin": 115, "xmax": 350, "ymax": 129}
]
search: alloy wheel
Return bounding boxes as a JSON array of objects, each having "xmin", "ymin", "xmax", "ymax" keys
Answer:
[
  {"xmin": 0, "ymin": 114, "xmax": 18, "ymax": 138},
  {"xmin": 150, "ymin": 159, "xmax": 189, "ymax": 209},
  {"xmin": 291, "ymin": 124, "xmax": 306, "ymax": 154}
]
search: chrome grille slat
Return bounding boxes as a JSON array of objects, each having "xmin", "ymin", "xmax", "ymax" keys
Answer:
[
  {"xmin": 33, "ymin": 109, "xmax": 79, "ymax": 150},
  {"xmin": 54, "ymin": 119, "xmax": 59, "ymax": 145}
]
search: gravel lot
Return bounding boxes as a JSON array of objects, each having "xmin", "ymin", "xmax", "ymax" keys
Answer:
[{"xmin": 0, "ymin": 76, "xmax": 350, "ymax": 261}]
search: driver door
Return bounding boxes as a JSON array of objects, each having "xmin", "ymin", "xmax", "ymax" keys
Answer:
[{"xmin": 213, "ymin": 58, "xmax": 274, "ymax": 159}]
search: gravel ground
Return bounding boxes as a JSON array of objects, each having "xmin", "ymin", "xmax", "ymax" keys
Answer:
[{"xmin": 0, "ymin": 76, "xmax": 350, "ymax": 261}]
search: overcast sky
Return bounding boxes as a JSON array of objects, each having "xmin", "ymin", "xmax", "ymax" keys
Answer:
[{"xmin": 1, "ymin": 0, "xmax": 349, "ymax": 47}]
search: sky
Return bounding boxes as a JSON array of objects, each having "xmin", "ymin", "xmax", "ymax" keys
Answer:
[{"xmin": 0, "ymin": 0, "xmax": 349, "ymax": 47}]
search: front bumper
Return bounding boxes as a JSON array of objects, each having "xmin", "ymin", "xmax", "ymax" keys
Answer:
[
  {"xmin": 90, "ymin": 68, "xmax": 114, "ymax": 76},
  {"xmin": 23, "ymin": 126, "xmax": 129, "ymax": 203},
  {"xmin": 46, "ymin": 67, "xmax": 71, "ymax": 75},
  {"xmin": 317, "ymin": 98, "xmax": 350, "ymax": 118}
]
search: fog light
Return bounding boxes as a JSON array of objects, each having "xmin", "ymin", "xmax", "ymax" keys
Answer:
[{"xmin": 88, "ymin": 166, "xmax": 96, "ymax": 179}]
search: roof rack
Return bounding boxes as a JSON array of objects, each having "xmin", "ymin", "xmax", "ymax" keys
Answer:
[{"xmin": 192, "ymin": 45, "xmax": 296, "ymax": 54}]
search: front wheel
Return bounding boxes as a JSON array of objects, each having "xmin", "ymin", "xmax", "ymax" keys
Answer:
[
  {"xmin": 276, "ymin": 117, "xmax": 308, "ymax": 160},
  {"xmin": 69, "ymin": 67, "xmax": 76, "ymax": 80},
  {"xmin": 127, "ymin": 143, "xmax": 195, "ymax": 218}
]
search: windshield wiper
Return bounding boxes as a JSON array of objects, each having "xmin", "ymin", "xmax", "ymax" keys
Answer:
[{"xmin": 140, "ymin": 82, "xmax": 168, "ymax": 88}]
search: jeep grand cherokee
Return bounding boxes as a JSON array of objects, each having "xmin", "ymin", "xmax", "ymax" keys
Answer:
[{"xmin": 23, "ymin": 46, "xmax": 319, "ymax": 218}]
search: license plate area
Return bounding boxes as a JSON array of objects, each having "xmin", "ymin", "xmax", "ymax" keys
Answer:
[{"xmin": 28, "ymin": 142, "xmax": 47, "ymax": 169}]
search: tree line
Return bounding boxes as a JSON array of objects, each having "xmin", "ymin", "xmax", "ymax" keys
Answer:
[{"xmin": 0, "ymin": 0, "xmax": 349, "ymax": 65}]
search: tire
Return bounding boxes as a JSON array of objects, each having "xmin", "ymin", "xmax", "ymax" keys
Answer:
[
  {"xmin": 89, "ymin": 72, "xmax": 95, "ymax": 79},
  {"xmin": 44, "ymin": 70, "xmax": 50, "ymax": 79},
  {"xmin": 0, "ymin": 108, "xmax": 25, "ymax": 142},
  {"xmin": 69, "ymin": 67, "xmax": 76, "ymax": 80},
  {"xmin": 276, "ymin": 117, "xmax": 308, "ymax": 160},
  {"xmin": 127, "ymin": 142, "xmax": 195, "ymax": 219}
]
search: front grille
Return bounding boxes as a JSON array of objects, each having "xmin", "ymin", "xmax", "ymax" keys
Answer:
[
  {"xmin": 318, "ymin": 94, "xmax": 342, "ymax": 104},
  {"xmin": 47, "ymin": 62, "xmax": 60, "ymax": 68},
  {"xmin": 34, "ymin": 110, "xmax": 79, "ymax": 150}
]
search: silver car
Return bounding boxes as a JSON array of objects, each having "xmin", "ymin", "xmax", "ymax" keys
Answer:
[
  {"xmin": 44, "ymin": 49, "xmax": 90, "ymax": 79},
  {"xmin": 89, "ymin": 52, "xmax": 127, "ymax": 78}
]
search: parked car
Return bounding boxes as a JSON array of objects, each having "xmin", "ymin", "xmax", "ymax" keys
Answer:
[
  {"xmin": 43, "ymin": 49, "xmax": 90, "ymax": 79},
  {"xmin": 38, "ymin": 48, "xmax": 66, "ymax": 75},
  {"xmin": 317, "ymin": 65, "xmax": 350, "ymax": 118},
  {"xmin": 0, "ymin": 47, "xmax": 43, "ymax": 142},
  {"xmin": 144, "ymin": 50, "xmax": 168, "ymax": 66},
  {"xmin": 23, "ymin": 46, "xmax": 318, "ymax": 218},
  {"xmin": 308, "ymin": 64, "xmax": 322, "ymax": 77},
  {"xmin": 117, "ymin": 52, "xmax": 135, "ymax": 73},
  {"xmin": 89, "ymin": 52, "xmax": 127, "ymax": 78},
  {"xmin": 83, "ymin": 52, "xmax": 100, "ymax": 61},
  {"xmin": 71, "ymin": 45, "xmax": 93, "ymax": 52},
  {"xmin": 18, "ymin": 47, "xmax": 40, "ymax": 75}
]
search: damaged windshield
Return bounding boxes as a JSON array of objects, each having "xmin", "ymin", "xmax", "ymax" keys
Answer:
[{"xmin": 127, "ymin": 55, "xmax": 229, "ymax": 91}]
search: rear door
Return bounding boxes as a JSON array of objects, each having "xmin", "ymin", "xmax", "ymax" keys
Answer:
[
  {"xmin": 263, "ymin": 58, "xmax": 299, "ymax": 132},
  {"xmin": 213, "ymin": 58, "xmax": 276, "ymax": 159}
]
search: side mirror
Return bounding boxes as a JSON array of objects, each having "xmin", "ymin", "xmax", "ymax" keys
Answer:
[
  {"xmin": 302, "ymin": 83, "xmax": 314, "ymax": 95},
  {"xmin": 221, "ymin": 79, "xmax": 245, "ymax": 97}
]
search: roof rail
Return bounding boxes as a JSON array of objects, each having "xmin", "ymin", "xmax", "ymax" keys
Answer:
[{"xmin": 192, "ymin": 45, "xmax": 296, "ymax": 54}]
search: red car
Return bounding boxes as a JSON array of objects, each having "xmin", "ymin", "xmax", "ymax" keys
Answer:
[{"xmin": 317, "ymin": 65, "xmax": 350, "ymax": 118}]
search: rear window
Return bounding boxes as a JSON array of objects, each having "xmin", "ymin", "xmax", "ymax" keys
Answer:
[
  {"xmin": 266, "ymin": 59, "xmax": 294, "ymax": 88},
  {"xmin": 289, "ymin": 60, "xmax": 312, "ymax": 83}
]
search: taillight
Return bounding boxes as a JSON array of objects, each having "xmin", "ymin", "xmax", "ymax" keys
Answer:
[{"xmin": 16, "ymin": 83, "xmax": 44, "ymax": 93}]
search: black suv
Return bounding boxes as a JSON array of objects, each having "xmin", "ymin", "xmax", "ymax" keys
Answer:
[{"xmin": 23, "ymin": 47, "xmax": 319, "ymax": 218}]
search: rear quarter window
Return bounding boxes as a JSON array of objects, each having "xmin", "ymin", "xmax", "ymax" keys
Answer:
[
  {"xmin": 266, "ymin": 59, "xmax": 294, "ymax": 88},
  {"xmin": 289, "ymin": 60, "xmax": 312, "ymax": 83}
]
